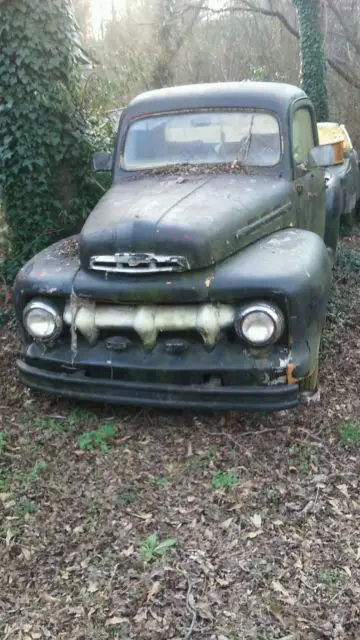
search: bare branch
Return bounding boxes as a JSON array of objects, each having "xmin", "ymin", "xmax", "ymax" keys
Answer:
[
  {"xmin": 325, "ymin": 0, "xmax": 360, "ymax": 58},
  {"xmin": 185, "ymin": 1, "xmax": 299, "ymax": 38},
  {"xmin": 184, "ymin": 0, "xmax": 360, "ymax": 90}
]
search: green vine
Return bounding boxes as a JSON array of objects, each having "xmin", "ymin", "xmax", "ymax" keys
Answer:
[
  {"xmin": 0, "ymin": 0, "xmax": 111, "ymax": 278},
  {"xmin": 293, "ymin": 0, "xmax": 329, "ymax": 121}
]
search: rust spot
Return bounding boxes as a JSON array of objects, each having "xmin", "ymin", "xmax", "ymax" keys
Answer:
[
  {"xmin": 287, "ymin": 362, "xmax": 315, "ymax": 385},
  {"xmin": 287, "ymin": 362, "xmax": 297, "ymax": 385},
  {"xmin": 308, "ymin": 192, "xmax": 318, "ymax": 201}
]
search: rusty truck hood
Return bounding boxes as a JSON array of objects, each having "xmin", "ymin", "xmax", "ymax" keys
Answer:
[{"xmin": 79, "ymin": 173, "xmax": 293, "ymax": 272}]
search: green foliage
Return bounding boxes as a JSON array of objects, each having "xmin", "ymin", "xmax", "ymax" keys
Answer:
[
  {"xmin": 17, "ymin": 499, "xmax": 38, "ymax": 516},
  {"xmin": 338, "ymin": 422, "xmax": 360, "ymax": 445},
  {"xmin": 28, "ymin": 460, "xmax": 49, "ymax": 481},
  {"xmin": 0, "ymin": 0, "xmax": 112, "ymax": 277},
  {"xmin": 212, "ymin": 470, "xmax": 238, "ymax": 490},
  {"xmin": 117, "ymin": 490, "xmax": 137, "ymax": 506},
  {"xmin": 287, "ymin": 443, "xmax": 319, "ymax": 473},
  {"xmin": 138, "ymin": 533, "xmax": 177, "ymax": 564},
  {"xmin": 293, "ymin": 0, "xmax": 328, "ymax": 121},
  {"xmin": 318, "ymin": 569, "xmax": 345, "ymax": 587},
  {"xmin": 78, "ymin": 423, "xmax": 116, "ymax": 453},
  {"xmin": 0, "ymin": 432, "xmax": 5, "ymax": 454},
  {"xmin": 152, "ymin": 476, "xmax": 168, "ymax": 487}
]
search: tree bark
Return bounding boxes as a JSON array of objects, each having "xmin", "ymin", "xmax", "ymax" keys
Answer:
[{"xmin": 292, "ymin": 0, "xmax": 329, "ymax": 120}]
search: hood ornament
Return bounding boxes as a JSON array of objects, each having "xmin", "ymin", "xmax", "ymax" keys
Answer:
[{"xmin": 90, "ymin": 252, "xmax": 190, "ymax": 274}]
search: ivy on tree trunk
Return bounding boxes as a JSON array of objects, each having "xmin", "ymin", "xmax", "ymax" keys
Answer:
[
  {"xmin": 293, "ymin": 0, "xmax": 329, "ymax": 121},
  {"xmin": 0, "ymin": 0, "xmax": 106, "ymax": 276}
]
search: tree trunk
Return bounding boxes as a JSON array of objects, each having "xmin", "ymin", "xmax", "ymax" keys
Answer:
[{"xmin": 293, "ymin": 0, "xmax": 329, "ymax": 121}]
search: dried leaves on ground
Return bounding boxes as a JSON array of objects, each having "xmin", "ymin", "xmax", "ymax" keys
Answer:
[{"xmin": 1, "ymin": 233, "xmax": 360, "ymax": 640}]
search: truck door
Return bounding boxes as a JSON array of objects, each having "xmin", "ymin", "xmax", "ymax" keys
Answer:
[{"xmin": 292, "ymin": 106, "xmax": 326, "ymax": 238}]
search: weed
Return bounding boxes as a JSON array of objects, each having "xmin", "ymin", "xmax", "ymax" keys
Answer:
[
  {"xmin": 212, "ymin": 470, "xmax": 237, "ymax": 490},
  {"xmin": 288, "ymin": 443, "xmax": 319, "ymax": 473},
  {"xmin": 78, "ymin": 424, "xmax": 116, "ymax": 453},
  {"xmin": 117, "ymin": 490, "xmax": 136, "ymax": 506},
  {"xmin": 152, "ymin": 476, "xmax": 168, "ymax": 487},
  {"xmin": 0, "ymin": 432, "xmax": 5, "ymax": 454},
  {"xmin": 17, "ymin": 499, "xmax": 37, "ymax": 515},
  {"xmin": 318, "ymin": 569, "xmax": 345, "ymax": 587},
  {"xmin": 28, "ymin": 460, "xmax": 48, "ymax": 481},
  {"xmin": 33, "ymin": 418, "xmax": 65, "ymax": 433},
  {"xmin": 68, "ymin": 409, "xmax": 98, "ymax": 426},
  {"xmin": 338, "ymin": 421, "xmax": 360, "ymax": 445},
  {"xmin": 266, "ymin": 488, "xmax": 278, "ymax": 503},
  {"xmin": 138, "ymin": 533, "xmax": 177, "ymax": 564},
  {"xmin": 186, "ymin": 447, "xmax": 218, "ymax": 471}
]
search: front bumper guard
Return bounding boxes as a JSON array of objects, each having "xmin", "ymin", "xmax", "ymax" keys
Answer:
[{"xmin": 18, "ymin": 360, "xmax": 299, "ymax": 412}]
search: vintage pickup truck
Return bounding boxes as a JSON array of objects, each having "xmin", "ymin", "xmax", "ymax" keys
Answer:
[{"xmin": 14, "ymin": 82, "xmax": 353, "ymax": 411}]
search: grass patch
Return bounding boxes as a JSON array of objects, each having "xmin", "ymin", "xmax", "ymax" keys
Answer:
[
  {"xmin": 78, "ymin": 424, "xmax": 116, "ymax": 453},
  {"xmin": 117, "ymin": 490, "xmax": 137, "ymax": 506},
  {"xmin": 212, "ymin": 470, "xmax": 237, "ymax": 490},
  {"xmin": 287, "ymin": 443, "xmax": 320, "ymax": 474},
  {"xmin": 17, "ymin": 498, "xmax": 37, "ymax": 516},
  {"xmin": 338, "ymin": 421, "xmax": 360, "ymax": 445},
  {"xmin": 151, "ymin": 476, "xmax": 168, "ymax": 487},
  {"xmin": 318, "ymin": 569, "xmax": 346, "ymax": 588}
]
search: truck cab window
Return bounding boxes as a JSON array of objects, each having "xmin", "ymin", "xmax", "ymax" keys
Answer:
[{"xmin": 292, "ymin": 107, "xmax": 315, "ymax": 165}]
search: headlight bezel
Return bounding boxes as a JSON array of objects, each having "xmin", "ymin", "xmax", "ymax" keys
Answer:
[
  {"xmin": 23, "ymin": 299, "xmax": 63, "ymax": 342},
  {"xmin": 235, "ymin": 302, "xmax": 285, "ymax": 347}
]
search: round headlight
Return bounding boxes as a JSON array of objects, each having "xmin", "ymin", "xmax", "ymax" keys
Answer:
[
  {"xmin": 235, "ymin": 303, "xmax": 284, "ymax": 346},
  {"xmin": 23, "ymin": 300, "xmax": 62, "ymax": 341}
]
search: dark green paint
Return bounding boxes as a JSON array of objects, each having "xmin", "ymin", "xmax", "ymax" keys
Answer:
[{"xmin": 14, "ymin": 82, "xmax": 342, "ymax": 411}]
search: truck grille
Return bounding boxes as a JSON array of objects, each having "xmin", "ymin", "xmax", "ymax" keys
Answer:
[
  {"xmin": 89, "ymin": 252, "xmax": 190, "ymax": 274},
  {"xmin": 64, "ymin": 301, "xmax": 236, "ymax": 349}
]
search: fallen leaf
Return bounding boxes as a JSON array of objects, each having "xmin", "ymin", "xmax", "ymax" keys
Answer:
[
  {"xmin": 251, "ymin": 513, "xmax": 262, "ymax": 529},
  {"xmin": 271, "ymin": 580, "xmax": 296, "ymax": 606},
  {"xmin": 188, "ymin": 592, "xmax": 196, "ymax": 610},
  {"xmin": 221, "ymin": 518, "xmax": 233, "ymax": 529},
  {"xmin": 197, "ymin": 601, "xmax": 214, "ymax": 620},
  {"xmin": 105, "ymin": 616, "xmax": 127, "ymax": 627},
  {"xmin": 337, "ymin": 484, "xmax": 349, "ymax": 498},
  {"xmin": 22, "ymin": 547, "xmax": 31, "ymax": 561},
  {"xmin": 87, "ymin": 581, "xmax": 98, "ymax": 594},
  {"xmin": 247, "ymin": 530, "xmax": 263, "ymax": 539},
  {"xmin": 5, "ymin": 528, "xmax": 14, "ymax": 547},
  {"xmin": 40, "ymin": 592, "xmax": 58, "ymax": 603},
  {"xmin": 134, "ymin": 608, "xmax": 148, "ymax": 624},
  {"xmin": 147, "ymin": 581, "xmax": 161, "ymax": 601}
]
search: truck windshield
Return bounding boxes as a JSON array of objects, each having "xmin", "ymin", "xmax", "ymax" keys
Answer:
[{"xmin": 122, "ymin": 110, "xmax": 281, "ymax": 171}]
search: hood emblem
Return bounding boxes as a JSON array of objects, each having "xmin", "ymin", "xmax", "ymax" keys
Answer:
[{"xmin": 90, "ymin": 252, "xmax": 190, "ymax": 274}]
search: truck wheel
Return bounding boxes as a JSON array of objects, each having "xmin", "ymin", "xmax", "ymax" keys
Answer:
[{"xmin": 298, "ymin": 361, "xmax": 319, "ymax": 394}]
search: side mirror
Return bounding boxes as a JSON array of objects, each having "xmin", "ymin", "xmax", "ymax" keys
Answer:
[
  {"xmin": 307, "ymin": 141, "xmax": 344, "ymax": 168},
  {"xmin": 92, "ymin": 151, "xmax": 113, "ymax": 172}
]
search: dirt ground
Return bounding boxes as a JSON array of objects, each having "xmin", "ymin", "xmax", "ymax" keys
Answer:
[{"xmin": 1, "ymin": 234, "xmax": 360, "ymax": 640}]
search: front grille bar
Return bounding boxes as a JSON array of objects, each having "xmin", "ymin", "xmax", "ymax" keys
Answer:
[
  {"xmin": 64, "ymin": 302, "xmax": 235, "ymax": 349},
  {"xmin": 90, "ymin": 252, "xmax": 190, "ymax": 274}
]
